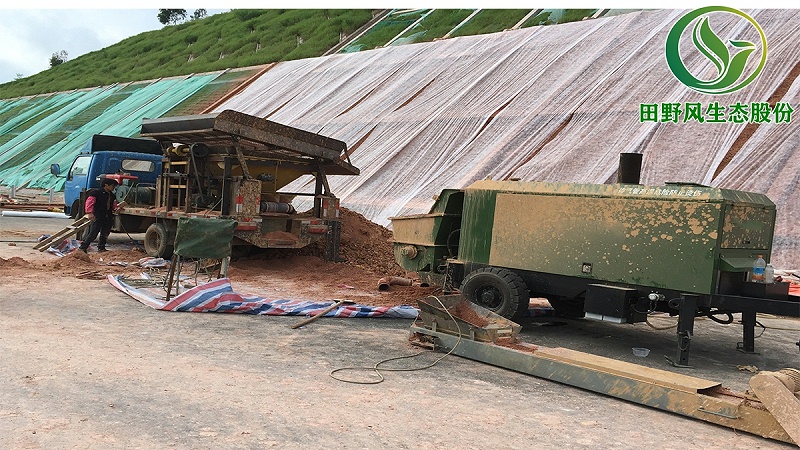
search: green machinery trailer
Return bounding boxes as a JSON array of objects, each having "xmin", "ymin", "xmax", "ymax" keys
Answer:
[
  {"xmin": 116, "ymin": 110, "xmax": 359, "ymax": 260},
  {"xmin": 391, "ymin": 157, "xmax": 800, "ymax": 366}
]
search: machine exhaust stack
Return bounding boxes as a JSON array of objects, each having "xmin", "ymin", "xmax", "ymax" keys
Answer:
[{"xmin": 617, "ymin": 153, "xmax": 642, "ymax": 184}]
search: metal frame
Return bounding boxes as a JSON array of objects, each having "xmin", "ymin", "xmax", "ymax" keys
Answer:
[
  {"xmin": 409, "ymin": 322, "xmax": 795, "ymax": 444},
  {"xmin": 450, "ymin": 261, "xmax": 800, "ymax": 366}
]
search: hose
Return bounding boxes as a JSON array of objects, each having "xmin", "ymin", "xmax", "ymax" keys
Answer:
[{"xmin": 707, "ymin": 311, "xmax": 734, "ymax": 325}]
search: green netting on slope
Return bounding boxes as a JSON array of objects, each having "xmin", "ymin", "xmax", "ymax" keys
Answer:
[
  {"xmin": 0, "ymin": 87, "xmax": 121, "ymax": 169},
  {"xmin": 0, "ymin": 87, "xmax": 142, "ymax": 168},
  {"xmin": 0, "ymin": 91, "xmax": 86, "ymax": 142},
  {"xmin": 101, "ymin": 74, "xmax": 221, "ymax": 137},
  {"xmin": 29, "ymin": 75, "xmax": 221, "ymax": 190},
  {"xmin": 0, "ymin": 73, "xmax": 220, "ymax": 189},
  {"xmin": 164, "ymin": 68, "xmax": 262, "ymax": 118}
]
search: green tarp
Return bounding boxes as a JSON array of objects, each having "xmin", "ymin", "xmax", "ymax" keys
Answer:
[{"xmin": 174, "ymin": 216, "xmax": 237, "ymax": 259}]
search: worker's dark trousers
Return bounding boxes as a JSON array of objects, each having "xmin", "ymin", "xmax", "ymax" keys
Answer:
[{"xmin": 79, "ymin": 217, "xmax": 113, "ymax": 251}]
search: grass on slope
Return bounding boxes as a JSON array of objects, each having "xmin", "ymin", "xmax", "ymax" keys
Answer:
[{"xmin": 0, "ymin": 9, "xmax": 374, "ymax": 100}]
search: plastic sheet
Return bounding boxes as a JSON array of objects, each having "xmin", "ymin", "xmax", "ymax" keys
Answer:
[
  {"xmin": 0, "ymin": 74, "xmax": 221, "ymax": 190},
  {"xmin": 213, "ymin": 9, "xmax": 800, "ymax": 268}
]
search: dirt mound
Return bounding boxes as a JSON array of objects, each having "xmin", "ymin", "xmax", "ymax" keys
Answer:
[
  {"xmin": 338, "ymin": 207, "xmax": 404, "ymax": 277},
  {"xmin": 50, "ymin": 250, "xmax": 96, "ymax": 271},
  {"xmin": 0, "ymin": 256, "xmax": 31, "ymax": 268},
  {"xmin": 34, "ymin": 248, "xmax": 149, "ymax": 277},
  {"xmin": 272, "ymin": 207, "xmax": 405, "ymax": 277},
  {"xmin": 228, "ymin": 207, "xmax": 435, "ymax": 306}
]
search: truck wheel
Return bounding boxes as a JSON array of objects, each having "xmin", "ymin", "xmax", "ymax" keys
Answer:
[
  {"xmin": 144, "ymin": 223, "xmax": 174, "ymax": 259},
  {"xmin": 69, "ymin": 200, "xmax": 80, "ymax": 219},
  {"xmin": 460, "ymin": 267, "xmax": 530, "ymax": 319}
]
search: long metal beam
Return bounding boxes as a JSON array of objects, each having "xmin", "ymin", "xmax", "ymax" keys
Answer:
[{"xmin": 409, "ymin": 323, "xmax": 796, "ymax": 445}]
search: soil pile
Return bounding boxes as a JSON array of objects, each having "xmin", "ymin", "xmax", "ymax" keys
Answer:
[
  {"xmin": 253, "ymin": 207, "xmax": 406, "ymax": 278},
  {"xmin": 337, "ymin": 207, "xmax": 405, "ymax": 277},
  {"xmin": 229, "ymin": 207, "xmax": 435, "ymax": 306},
  {"xmin": 0, "ymin": 256, "xmax": 32, "ymax": 269}
]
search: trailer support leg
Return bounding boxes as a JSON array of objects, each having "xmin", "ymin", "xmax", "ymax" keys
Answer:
[
  {"xmin": 667, "ymin": 293, "xmax": 698, "ymax": 368},
  {"xmin": 325, "ymin": 220, "xmax": 341, "ymax": 262},
  {"xmin": 737, "ymin": 310, "xmax": 759, "ymax": 354}
]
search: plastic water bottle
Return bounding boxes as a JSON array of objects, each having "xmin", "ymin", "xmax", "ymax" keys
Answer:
[
  {"xmin": 752, "ymin": 255, "xmax": 766, "ymax": 283},
  {"xmin": 764, "ymin": 264, "xmax": 775, "ymax": 284}
]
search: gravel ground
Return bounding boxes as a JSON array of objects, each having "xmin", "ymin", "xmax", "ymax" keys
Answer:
[{"xmin": 0, "ymin": 214, "xmax": 798, "ymax": 449}]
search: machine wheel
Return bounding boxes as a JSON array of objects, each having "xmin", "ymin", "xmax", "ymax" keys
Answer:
[
  {"xmin": 460, "ymin": 267, "xmax": 530, "ymax": 319},
  {"xmin": 69, "ymin": 200, "xmax": 80, "ymax": 219},
  {"xmin": 144, "ymin": 223, "xmax": 174, "ymax": 258},
  {"xmin": 230, "ymin": 244, "xmax": 253, "ymax": 259}
]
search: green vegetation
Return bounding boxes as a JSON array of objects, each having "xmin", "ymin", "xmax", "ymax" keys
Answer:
[
  {"xmin": 342, "ymin": 10, "xmax": 429, "ymax": 52},
  {"xmin": 345, "ymin": 8, "xmax": 603, "ymax": 50},
  {"xmin": 0, "ymin": 8, "xmax": 615, "ymax": 100},
  {"xmin": 394, "ymin": 9, "xmax": 474, "ymax": 44},
  {"xmin": 0, "ymin": 9, "xmax": 374, "ymax": 99},
  {"xmin": 521, "ymin": 9, "xmax": 597, "ymax": 27},
  {"xmin": 450, "ymin": 10, "xmax": 531, "ymax": 37}
]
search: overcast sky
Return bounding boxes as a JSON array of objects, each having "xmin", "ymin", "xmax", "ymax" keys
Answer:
[{"xmin": 0, "ymin": 2, "xmax": 788, "ymax": 85}]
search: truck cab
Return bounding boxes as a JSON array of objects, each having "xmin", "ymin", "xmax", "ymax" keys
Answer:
[{"xmin": 50, "ymin": 135, "xmax": 162, "ymax": 217}]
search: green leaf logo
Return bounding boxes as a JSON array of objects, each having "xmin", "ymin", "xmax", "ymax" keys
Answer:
[{"xmin": 666, "ymin": 7, "xmax": 767, "ymax": 95}]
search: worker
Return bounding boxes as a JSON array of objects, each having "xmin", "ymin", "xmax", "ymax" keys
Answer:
[{"xmin": 78, "ymin": 178, "xmax": 119, "ymax": 253}]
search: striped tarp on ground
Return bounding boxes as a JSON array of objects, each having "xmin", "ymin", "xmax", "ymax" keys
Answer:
[{"xmin": 108, "ymin": 275, "xmax": 420, "ymax": 319}]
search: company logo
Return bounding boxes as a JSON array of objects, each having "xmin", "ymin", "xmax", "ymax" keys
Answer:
[{"xmin": 665, "ymin": 6, "xmax": 767, "ymax": 95}]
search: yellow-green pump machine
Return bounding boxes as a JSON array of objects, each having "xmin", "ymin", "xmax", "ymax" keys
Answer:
[{"xmin": 392, "ymin": 156, "xmax": 799, "ymax": 366}]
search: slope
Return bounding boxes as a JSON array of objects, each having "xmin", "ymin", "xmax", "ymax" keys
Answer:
[{"xmin": 210, "ymin": 9, "xmax": 800, "ymax": 268}]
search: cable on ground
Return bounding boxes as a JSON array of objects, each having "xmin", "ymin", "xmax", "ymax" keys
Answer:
[{"xmin": 330, "ymin": 295, "xmax": 463, "ymax": 384}]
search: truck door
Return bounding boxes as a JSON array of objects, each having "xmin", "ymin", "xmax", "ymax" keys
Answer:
[{"xmin": 64, "ymin": 155, "xmax": 92, "ymax": 216}]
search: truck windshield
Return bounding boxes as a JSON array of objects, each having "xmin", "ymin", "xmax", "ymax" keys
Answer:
[
  {"xmin": 122, "ymin": 159, "xmax": 156, "ymax": 172},
  {"xmin": 68, "ymin": 156, "xmax": 91, "ymax": 180}
]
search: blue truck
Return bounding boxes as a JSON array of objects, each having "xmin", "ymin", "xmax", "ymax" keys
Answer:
[{"xmin": 51, "ymin": 134, "xmax": 163, "ymax": 218}]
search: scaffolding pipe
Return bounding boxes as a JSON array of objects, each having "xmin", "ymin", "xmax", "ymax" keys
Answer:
[
  {"xmin": 443, "ymin": 9, "xmax": 482, "ymax": 39},
  {"xmin": 384, "ymin": 9, "xmax": 436, "ymax": 47}
]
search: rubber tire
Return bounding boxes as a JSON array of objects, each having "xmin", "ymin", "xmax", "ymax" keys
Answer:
[
  {"xmin": 69, "ymin": 200, "xmax": 80, "ymax": 219},
  {"xmin": 144, "ymin": 223, "xmax": 173, "ymax": 259},
  {"xmin": 230, "ymin": 244, "xmax": 254, "ymax": 259},
  {"xmin": 460, "ymin": 267, "xmax": 530, "ymax": 319}
]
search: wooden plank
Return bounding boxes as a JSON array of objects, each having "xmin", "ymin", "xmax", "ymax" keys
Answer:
[
  {"xmin": 749, "ymin": 372, "xmax": 800, "ymax": 444},
  {"xmin": 33, "ymin": 216, "xmax": 91, "ymax": 251}
]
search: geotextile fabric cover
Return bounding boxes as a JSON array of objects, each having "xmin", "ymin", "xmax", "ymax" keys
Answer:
[
  {"xmin": 174, "ymin": 216, "xmax": 237, "ymax": 259},
  {"xmin": 212, "ymin": 9, "xmax": 800, "ymax": 269},
  {"xmin": 0, "ymin": 74, "xmax": 220, "ymax": 190}
]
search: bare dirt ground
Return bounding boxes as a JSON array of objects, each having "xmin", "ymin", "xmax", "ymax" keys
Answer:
[
  {"xmin": 1, "ymin": 208, "xmax": 799, "ymax": 449},
  {"xmin": 0, "ymin": 207, "xmax": 437, "ymax": 308}
]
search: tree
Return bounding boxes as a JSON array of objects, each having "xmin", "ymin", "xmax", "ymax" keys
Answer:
[
  {"xmin": 49, "ymin": 50, "xmax": 68, "ymax": 68},
  {"xmin": 191, "ymin": 9, "xmax": 207, "ymax": 20},
  {"xmin": 157, "ymin": 9, "xmax": 187, "ymax": 25},
  {"xmin": 14, "ymin": 73, "xmax": 24, "ymax": 80}
]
